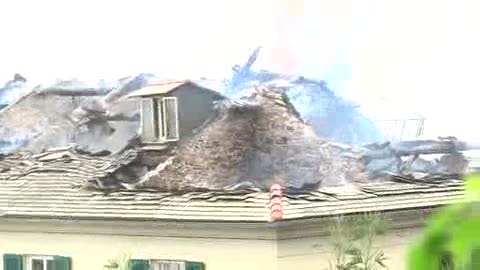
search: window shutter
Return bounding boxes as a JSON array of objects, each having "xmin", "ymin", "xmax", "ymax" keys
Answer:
[
  {"xmin": 128, "ymin": 259, "xmax": 150, "ymax": 270},
  {"xmin": 186, "ymin": 261, "xmax": 205, "ymax": 270},
  {"xmin": 141, "ymin": 98, "xmax": 156, "ymax": 142},
  {"xmin": 3, "ymin": 254, "xmax": 23, "ymax": 270},
  {"xmin": 163, "ymin": 97, "xmax": 179, "ymax": 141},
  {"xmin": 54, "ymin": 256, "xmax": 71, "ymax": 270}
]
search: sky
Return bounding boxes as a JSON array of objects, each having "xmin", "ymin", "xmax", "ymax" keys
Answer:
[{"xmin": 1, "ymin": 0, "xmax": 479, "ymax": 143}]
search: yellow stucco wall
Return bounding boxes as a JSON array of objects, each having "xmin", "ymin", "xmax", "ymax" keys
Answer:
[
  {"xmin": 0, "ymin": 218, "xmax": 424, "ymax": 270},
  {"xmin": 0, "ymin": 231, "xmax": 277, "ymax": 270},
  {"xmin": 278, "ymin": 227, "xmax": 422, "ymax": 270}
]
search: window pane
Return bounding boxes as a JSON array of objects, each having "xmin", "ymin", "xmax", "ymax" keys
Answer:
[
  {"xmin": 152, "ymin": 263, "xmax": 161, "ymax": 270},
  {"xmin": 153, "ymin": 99, "xmax": 160, "ymax": 139},
  {"xmin": 157, "ymin": 99, "xmax": 165, "ymax": 139},
  {"xmin": 32, "ymin": 259, "xmax": 44, "ymax": 270},
  {"xmin": 163, "ymin": 98, "xmax": 179, "ymax": 140},
  {"xmin": 46, "ymin": 260, "xmax": 55, "ymax": 270},
  {"xmin": 152, "ymin": 262, "xmax": 182, "ymax": 270},
  {"xmin": 141, "ymin": 99, "xmax": 156, "ymax": 141},
  {"xmin": 172, "ymin": 263, "xmax": 181, "ymax": 270}
]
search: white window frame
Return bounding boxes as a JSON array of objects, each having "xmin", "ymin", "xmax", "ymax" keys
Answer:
[
  {"xmin": 151, "ymin": 260, "xmax": 186, "ymax": 270},
  {"xmin": 25, "ymin": 255, "xmax": 54, "ymax": 270},
  {"xmin": 159, "ymin": 97, "xmax": 179, "ymax": 142},
  {"xmin": 140, "ymin": 98, "xmax": 157, "ymax": 142},
  {"xmin": 140, "ymin": 96, "xmax": 179, "ymax": 143},
  {"xmin": 155, "ymin": 98, "xmax": 165, "ymax": 140}
]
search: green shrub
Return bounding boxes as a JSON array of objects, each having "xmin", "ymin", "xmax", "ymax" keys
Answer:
[
  {"xmin": 328, "ymin": 213, "xmax": 388, "ymax": 270},
  {"xmin": 408, "ymin": 174, "xmax": 480, "ymax": 270}
]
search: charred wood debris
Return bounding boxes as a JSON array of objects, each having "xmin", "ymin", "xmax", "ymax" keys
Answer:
[
  {"xmin": 0, "ymin": 67, "xmax": 475, "ymax": 193},
  {"xmin": 97, "ymin": 88, "xmax": 471, "ymax": 192},
  {"xmin": 0, "ymin": 73, "xmax": 154, "ymax": 154}
]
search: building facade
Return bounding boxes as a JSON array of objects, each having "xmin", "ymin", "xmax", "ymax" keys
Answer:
[{"xmin": 0, "ymin": 210, "xmax": 433, "ymax": 270}]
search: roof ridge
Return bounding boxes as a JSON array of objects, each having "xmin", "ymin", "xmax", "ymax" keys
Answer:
[{"xmin": 148, "ymin": 79, "xmax": 190, "ymax": 86}]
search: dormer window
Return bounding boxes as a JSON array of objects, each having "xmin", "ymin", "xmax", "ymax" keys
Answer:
[
  {"xmin": 129, "ymin": 79, "xmax": 226, "ymax": 145},
  {"xmin": 141, "ymin": 96, "xmax": 179, "ymax": 143}
]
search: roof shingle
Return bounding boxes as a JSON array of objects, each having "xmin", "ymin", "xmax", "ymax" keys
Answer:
[{"xmin": 0, "ymin": 146, "xmax": 466, "ymax": 222}]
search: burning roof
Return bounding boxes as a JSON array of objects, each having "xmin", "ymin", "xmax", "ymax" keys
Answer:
[
  {"xmin": 220, "ymin": 47, "xmax": 383, "ymax": 145},
  {"xmin": 0, "ymin": 67, "xmax": 474, "ymax": 193},
  {"xmin": 95, "ymin": 85, "xmax": 469, "ymax": 192},
  {"xmin": 0, "ymin": 74, "xmax": 30, "ymax": 110},
  {"xmin": 134, "ymin": 86, "xmax": 367, "ymax": 191},
  {"xmin": 0, "ymin": 43, "xmax": 475, "ymax": 223},
  {"xmin": 0, "ymin": 73, "xmax": 155, "ymax": 155}
]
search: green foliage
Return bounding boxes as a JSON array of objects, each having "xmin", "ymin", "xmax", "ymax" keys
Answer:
[
  {"xmin": 407, "ymin": 173, "xmax": 480, "ymax": 270},
  {"xmin": 327, "ymin": 213, "xmax": 388, "ymax": 270},
  {"xmin": 104, "ymin": 252, "xmax": 131, "ymax": 270}
]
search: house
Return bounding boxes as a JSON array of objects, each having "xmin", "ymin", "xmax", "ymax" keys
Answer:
[
  {"xmin": 0, "ymin": 145, "xmax": 467, "ymax": 270},
  {"xmin": 0, "ymin": 85, "xmax": 470, "ymax": 270}
]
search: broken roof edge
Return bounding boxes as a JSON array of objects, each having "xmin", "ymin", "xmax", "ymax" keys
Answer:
[
  {"xmin": 0, "ymin": 87, "xmax": 39, "ymax": 114},
  {"xmin": 0, "ymin": 189, "xmax": 466, "ymax": 224},
  {"xmin": 0, "ymin": 142, "xmax": 131, "ymax": 163},
  {"xmin": 0, "ymin": 141, "xmax": 467, "ymax": 224}
]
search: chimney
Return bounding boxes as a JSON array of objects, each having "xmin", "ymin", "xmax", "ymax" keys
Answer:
[{"xmin": 269, "ymin": 183, "xmax": 284, "ymax": 221}]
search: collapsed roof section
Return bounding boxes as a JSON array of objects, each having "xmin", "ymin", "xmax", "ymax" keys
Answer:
[
  {"xmin": 0, "ymin": 71, "xmax": 473, "ymax": 192},
  {"xmin": 225, "ymin": 73, "xmax": 383, "ymax": 145},
  {"xmin": 36, "ymin": 78, "xmax": 114, "ymax": 96},
  {"xmin": 97, "ymin": 86, "xmax": 470, "ymax": 192},
  {"xmin": 101, "ymin": 86, "xmax": 367, "ymax": 191},
  {"xmin": 0, "ymin": 74, "xmax": 30, "ymax": 110},
  {"xmin": 0, "ymin": 73, "xmax": 156, "ymax": 155},
  {"xmin": 223, "ymin": 48, "xmax": 382, "ymax": 145}
]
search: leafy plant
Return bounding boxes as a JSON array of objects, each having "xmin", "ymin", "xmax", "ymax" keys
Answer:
[
  {"xmin": 408, "ymin": 173, "xmax": 480, "ymax": 270},
  {"xmin": 327, "ymin": 213, "xmax": 388, "ymax": 270},
  {"xmin": 104, "ymin": 252, "xmax": 132, "ymax": 270}
]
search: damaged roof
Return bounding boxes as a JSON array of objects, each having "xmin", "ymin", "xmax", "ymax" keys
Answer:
[
  {"xmin": 0, "ymin": 73, "xmax": 155, "ymax": 155},
  {"xmin": 108, "ymin": 86, "xmax": 469, "ymax": 192},
  {"xmin": 0, "ymin": 73, "xmax": 473, "ymax": 222},
  {"xmin": 133, "ymin": 86, "xmax": 368, "ymax": 191},
  {"xmin": 0, "ymin": 145, "xmax": 467, "ymax": 222}
]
